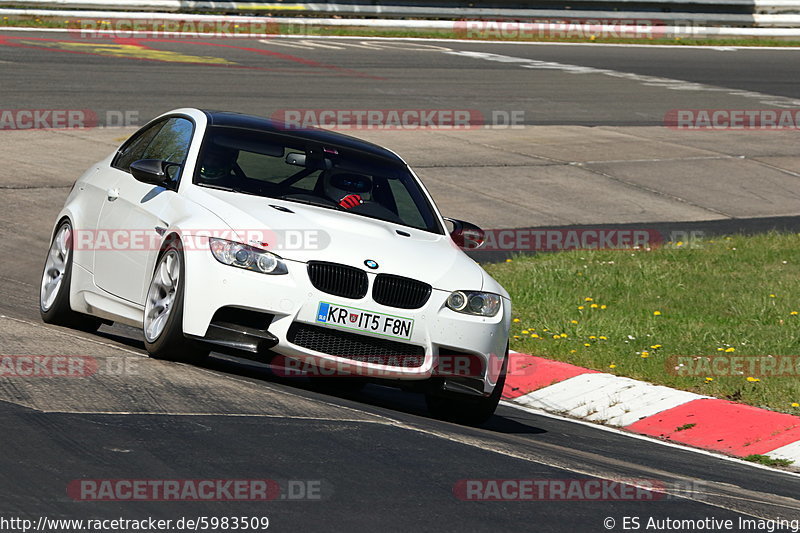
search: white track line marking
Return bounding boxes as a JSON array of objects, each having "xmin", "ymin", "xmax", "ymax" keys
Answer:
[{"xmin": 446, "ymin": 49, "xmax": 800, "ymax": 108}]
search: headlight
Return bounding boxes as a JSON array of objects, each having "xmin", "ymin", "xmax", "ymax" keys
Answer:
[
  {"xmin": 446, "ymin": 291, "xmax": 502, "ymax": 317},
  {"xmin": 209, "ymin": 238, "xmax": 287, "ymax": 275}
]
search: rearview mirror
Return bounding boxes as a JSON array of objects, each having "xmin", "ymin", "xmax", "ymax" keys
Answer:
[
  {"xmin": 285, "ymin": 152, "xmax": 332, "ymax": 170},
  {"xmin": 130, "ymin": 159, "xmax": 179, "ymax": 188},
  {"xmin": 285, "ymin": 152, "xmax": 306, "ymax": 167},
  {"xmin": 443, "ymin": 217, "xmax": 485, "ymax": 250}
]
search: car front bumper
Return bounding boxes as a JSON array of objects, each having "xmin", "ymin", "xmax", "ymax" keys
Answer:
[{"xmin": 182, "ymin": 250, "xmax": 510, "ymax": 395}]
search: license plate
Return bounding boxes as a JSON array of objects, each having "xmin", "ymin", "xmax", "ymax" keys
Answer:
[{"xmin": 315, "ymin": 302, "xmax": 414, "ymax": 341}]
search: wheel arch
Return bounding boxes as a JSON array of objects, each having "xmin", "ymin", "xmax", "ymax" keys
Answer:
[{"xmin": 158, "ymin": 231, "xmax": 184, "ymax": 258}]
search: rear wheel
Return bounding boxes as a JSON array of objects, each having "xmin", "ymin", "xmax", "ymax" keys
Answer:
[
  {"xmin": 143, "ymin": 243, "xmax": 208, "ymax": 364},
  {"xmin": 40, "ymin": 220, "xmax": 102, "ymax": 332},
  {"xmin": 425, "ymin": 348, "xmax": 508, "ymax": 426}
]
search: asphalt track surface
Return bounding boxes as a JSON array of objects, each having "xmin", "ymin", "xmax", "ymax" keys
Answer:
[
  {"xmin": 0, "ymin": 30, "xmax": 799, "ymax": 531},
  {"xmin": 0, "ymin": 32, "xmax": 799, "ymax": 124}
]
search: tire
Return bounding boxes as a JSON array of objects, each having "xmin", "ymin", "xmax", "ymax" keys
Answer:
[
  {"xmin": 425, "ymin": 347, "xmax": 508, "ymax": 426},
  {"xmin": 143, "ymin": 242, "xmax": 208, "ymax": 364},
  {"xmin": 40, "ymin": 220, "xmax": 103, "ymax": 332}
]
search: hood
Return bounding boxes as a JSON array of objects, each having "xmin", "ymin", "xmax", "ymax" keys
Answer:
[{"xmin": 185, "ymin": 186, "xmax": 486, "ymax": 292}]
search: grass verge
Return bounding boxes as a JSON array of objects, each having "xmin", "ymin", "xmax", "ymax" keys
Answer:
[
  {"xmin": 744, "ymin": 454, "xmax": 794, "ymax": 467},
  {"xmin": 483, "ymin": 233, "xmax": 800, "ymax": 414}
]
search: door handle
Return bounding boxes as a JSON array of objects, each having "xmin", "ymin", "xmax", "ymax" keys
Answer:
[{"xmin": 106, "ymin": 188, "xmax": 119, "ymax": 201}]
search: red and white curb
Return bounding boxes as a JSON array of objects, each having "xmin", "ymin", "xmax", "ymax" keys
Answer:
[{"xmin": 503, "ymin": 352, "xmax": 800, "ymax": 464}]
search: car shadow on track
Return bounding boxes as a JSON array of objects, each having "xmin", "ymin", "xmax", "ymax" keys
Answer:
[
  {"xmin": 202, "ymin": 352, "xmax": 546, "ymax": 435},
  {"xmin": 94, "ymin": 324, "xmax": 545, "ymax": 435}
]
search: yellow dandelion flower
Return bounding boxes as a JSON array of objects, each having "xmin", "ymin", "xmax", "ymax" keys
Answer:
[
  {"xmin": 600, "ymin": 304, "xmax": 607, "ymax": 310},
  {"xmin": 571, "ymin": 320, "xmax": 578, "ymax": 324},
  {"xmin": 599, "ymin": 336, "xmax": 607, "ymax": 340},
  {"xmin": 560, "ymin": 333, "xmax": 568, "ymax": 338},
  {"xmin": 584, "ymin": 343, "xmax": 591, "ymax": 347},
  {"xmin": 653, "ymin": 311, "xmax": 662, "ymax": 316},
  {"xmin": 590, "ymin": 303, "xmax": 599, "ymax": 308},
  {"xmin": 589, "ymin": 335, "xmax": 597, "ymax": 340},
  {"xmin": 651, "ymin": 344, "xmax": 662, "ymax": 349},
  {"xmin": 505, "ymin": 258, "xmax": 512, "ymax": 263},
  {"xmin": 746, "ymin": 376, "xmax": 760, "ymax": 382},
  {"xmin": 513, "ymin": 318, "xmax": 520, "ymax": 323},
  {"xmin": 717, "ymin": 347, "xmax": 724, "ymax": 352},
  {"xmin": 552, "ymin": 334, "xmax": 560, "ymax": 339},
  {"xmin": 585, "ymin": 297, "xmax": 593, "ymax": 302},
  {"xmin": 704, "ymin": 377, "xmax": 713, "ymax": 382},
  {"xmin": 791, "ymin": 311, "xmax": 798, "ymax": 316},
  {"xmin": 792, "ymin": 403, "xmax": 800, "ymax": 407},
  {"xmin": 531, "ymin": 333, "xmax": 539, "ymax": 338},
  {"xmin": 578, "ymin": 306, "xmax": 585, "ymax": 310},
  {"xmin": 725, "ymin": 347, "xmax": 735, "ymax": 353},
  {"xmin": 513, "ymin": 335, "xmax": 520, "ymax": 339},
  {"xmin": 570, "ymin": 349, "xmax": 577, "ymax": 353},
  {"xmin": 640, "ymin": 351, "xmax": 649, "ymax": 358},
  {"xmin": 769, "ymin": 294, "xmax": 776, "ymax": 298},
  {"xmin": 609, "ymin": 363, "xmax": 617, "ymax": 368},
  {"xmin": 522, "ymin": 330, "xmax": 529, "ymax": 334}
]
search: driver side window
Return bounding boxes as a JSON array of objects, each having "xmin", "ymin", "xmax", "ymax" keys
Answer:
[{"xmin": 113, "ymin": 117, "xmax": 194, "ymax": 182}]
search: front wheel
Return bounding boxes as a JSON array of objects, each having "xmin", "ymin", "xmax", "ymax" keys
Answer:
[
  {"xmin": 40, "ymin": 220, "xmax": 102, "ymax": 332},
  {"xmin": 143, "ymin": 243, "xmax": 208, "ymax": 364},
  {"xmin": 425, "ymin": 349, "xmax": 508, "ymax": 426}
]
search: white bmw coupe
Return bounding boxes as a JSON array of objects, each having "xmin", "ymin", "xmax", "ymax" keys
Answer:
[{"xmin": 40, "ymin": 108, "xmax": 511, "ymax": 424}]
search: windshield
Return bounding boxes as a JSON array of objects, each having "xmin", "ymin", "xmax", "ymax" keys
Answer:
[{"xmin": 194, "ymin": 127, "xmax": 443, "ymax": 234}]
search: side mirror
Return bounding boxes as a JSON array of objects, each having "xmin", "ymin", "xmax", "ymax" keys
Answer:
[
  {"xmin": 443, "ymin": 217, "xmax": 485, "ymax": 250},
  {"xmin": 130, "ymin": 159, "xmax": 179, "ymax": 188}
]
